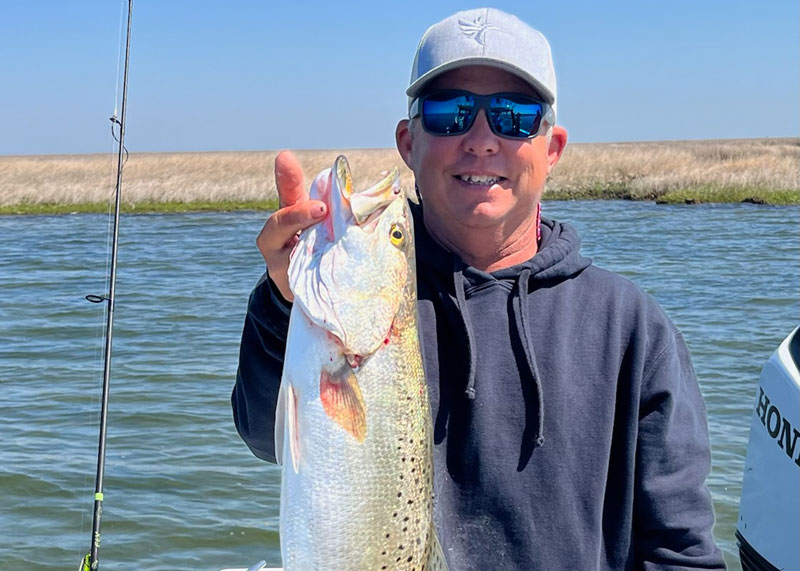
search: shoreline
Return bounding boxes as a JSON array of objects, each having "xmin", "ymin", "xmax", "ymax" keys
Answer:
[
  {"xmin": 2, "ymin": 139, "xmax": 798, "ymax": 214},
  {"xmin": 2, "ymin": 190, "xmax": 798, "ymax": 217},
  {"xmin": 0, "ymin": 199, "xmax": 281, "ymax": 216}
]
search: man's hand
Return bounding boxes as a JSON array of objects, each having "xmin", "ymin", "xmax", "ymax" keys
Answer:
[{"xmin": 257, "ymin": 151, "xmax": 327, "ymax": 302}]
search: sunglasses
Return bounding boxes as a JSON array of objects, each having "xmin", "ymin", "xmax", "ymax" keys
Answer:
[{"xmin": 409, "ymin": 89, "xmax": 554, "ymax": 139}]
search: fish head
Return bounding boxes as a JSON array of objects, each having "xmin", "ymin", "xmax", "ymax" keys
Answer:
[{"xmin": 289, "ymin": 156, "xmax": 411, "ymax": 359}]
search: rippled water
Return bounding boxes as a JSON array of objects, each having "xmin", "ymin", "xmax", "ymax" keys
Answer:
[{"xmin": 1, "ymin": 202, "xmax": 797, "ymax": 570}]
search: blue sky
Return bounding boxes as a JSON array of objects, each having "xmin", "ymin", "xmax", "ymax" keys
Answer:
[{"xmin": 1, "ymin": 0, "xmax": 797, "ymax": 155}]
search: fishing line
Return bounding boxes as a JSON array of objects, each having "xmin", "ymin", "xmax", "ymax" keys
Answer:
[
  {"xmin": 112, "ymin": 0, "xmax": 126, "ymax": 120},
  {"xmin": 92, "ymin": 0, "xmax": 128, "ymax": 350},
  {"xmin": 80, "ymin": 3, "xmax": 129, "ymax": 551},
  {"xmin": 98, "ymin": 0, "xmax": 128, "ymax": 387},
  {"xmin": 80, "ymin": 1, "xmax": 133, "ymax": 568},
  {"xmin": 98, "ymin": 0, "xmax": 131, "ymax": 383}
]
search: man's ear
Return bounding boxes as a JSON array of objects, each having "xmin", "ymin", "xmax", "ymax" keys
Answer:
[
  {"xmin": 396, "ymin": 119, "xmax": 413, "ymax": 169},
  {"xmin": 547, "ymin": 125, "xmax": 568, "ymax": 172}
]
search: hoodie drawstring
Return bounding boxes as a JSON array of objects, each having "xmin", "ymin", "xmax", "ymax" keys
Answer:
[
  {"xmin": 452, "ymin": 262, "xmax": 546, "ymax": 448},
  {"xmin": 452, "ymin": 260, "xmax": 478, "ymax": 400},
  {"xmin": 512, "ymin": 269, "xmax": 545, "ymax": 448}
]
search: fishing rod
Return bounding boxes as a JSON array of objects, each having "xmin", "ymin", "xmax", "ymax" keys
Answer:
[{"xmin": 81, "ymin": 1, "xmax": 133, "ymax": 569}]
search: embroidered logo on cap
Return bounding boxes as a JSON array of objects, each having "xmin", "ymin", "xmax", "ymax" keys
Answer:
[{"xmin": 458, "ymin": 15, "xmax": 501, "ymax": 46}]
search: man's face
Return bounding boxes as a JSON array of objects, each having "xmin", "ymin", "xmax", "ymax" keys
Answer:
[{"xmin": 396, "ymin": 66, "xmax": 567, "ymax": 245}]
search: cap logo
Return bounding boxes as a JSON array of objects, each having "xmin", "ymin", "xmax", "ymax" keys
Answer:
[{"xmin": 458, "ymin": 15, "xmax": 502, "ymax": 46}]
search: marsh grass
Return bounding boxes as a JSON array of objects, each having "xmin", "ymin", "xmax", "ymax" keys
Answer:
[
  {"xmin": 1, "ymin": 138, "xmax": 798, "ymax": 214},
  {"xmin": 548, "ymin": 138, "xmax": 800, "ymax": 204}
]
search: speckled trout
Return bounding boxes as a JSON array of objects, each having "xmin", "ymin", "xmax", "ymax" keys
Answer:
[{"xmin": 275, "ymin": 156, "xmax": 447, "ymax": 571}]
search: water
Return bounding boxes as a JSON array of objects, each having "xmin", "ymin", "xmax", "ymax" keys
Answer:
[{"xmin": 1, "ymin": 202, "xmax": 797, "ymax": 570}]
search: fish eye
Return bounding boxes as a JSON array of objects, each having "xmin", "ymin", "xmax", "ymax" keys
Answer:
[{"xmin": 389, "ymin": 223, "xmax": 405, "ymax": 247}]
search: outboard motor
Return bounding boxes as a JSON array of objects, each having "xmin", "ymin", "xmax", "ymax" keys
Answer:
[{"xmin": 736, "ymin": 326, "xmax": 800, "ymax": 571}]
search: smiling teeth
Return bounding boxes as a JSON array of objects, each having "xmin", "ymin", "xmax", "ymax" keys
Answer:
[{"xmin": 458, "ymin": 175, "xmax": 502, "ymax": 185}]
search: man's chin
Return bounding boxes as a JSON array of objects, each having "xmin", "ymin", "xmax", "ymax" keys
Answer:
[{"xmin": 452, "ymin": 204, "xmax": 510, "ymax": 230}]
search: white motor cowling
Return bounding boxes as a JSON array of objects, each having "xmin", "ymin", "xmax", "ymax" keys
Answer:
[{"xmin": 737, "ymin": 326, "xmax": 800, "ymax": 571}]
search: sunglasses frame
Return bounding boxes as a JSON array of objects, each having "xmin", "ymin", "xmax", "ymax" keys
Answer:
[{"xmin": 409, "ymin": 89, "xmax": 554, "ymax": 140}]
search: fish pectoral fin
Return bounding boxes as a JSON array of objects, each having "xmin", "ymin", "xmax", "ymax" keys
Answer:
[
  {"xmin": 426, "ymin": 528, "xmax": 449, "ymax": 571},
  {"xmin": 319, "ymin": 365, "xmax": 366, "ymax": 443}
]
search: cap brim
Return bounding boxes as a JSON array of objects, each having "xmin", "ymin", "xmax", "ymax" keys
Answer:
[{"xmin": 406, "ymin": 57, "xmax": 555, "ymax": 104}]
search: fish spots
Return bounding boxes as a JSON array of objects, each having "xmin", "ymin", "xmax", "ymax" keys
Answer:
[{"xmin": 377, "ymin": 426, "xmax": 436, "ymax": 569}]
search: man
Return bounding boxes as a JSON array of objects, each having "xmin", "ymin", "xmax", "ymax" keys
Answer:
[{"xmin": 233, "ymin": 8, "xmax": 726, "ymax": 570}]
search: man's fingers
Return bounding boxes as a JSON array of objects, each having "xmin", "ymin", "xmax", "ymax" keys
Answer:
[
  {"xmin": 275, "ymin": 151, "xmax": 307, "ymax": 208},
  {"xmin": 259, "ymin": 200, "xmax": 327, "ymax": 252},
  {"xmin": 262, "ymin": 150, "xmax": 324, "ymax": 302}
]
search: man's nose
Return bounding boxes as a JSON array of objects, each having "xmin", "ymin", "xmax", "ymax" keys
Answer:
[{"xmin": 462, "ymin": 110, "xmax": 499, "ymax": 156}]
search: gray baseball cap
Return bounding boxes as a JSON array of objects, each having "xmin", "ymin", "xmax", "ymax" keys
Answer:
[{"xmin": 407, "ymin": 8, "xmax": 557, "ymax": 116}]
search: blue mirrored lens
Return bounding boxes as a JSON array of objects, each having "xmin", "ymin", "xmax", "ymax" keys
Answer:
[
  {"xmin": 489, "ymin": 96, "xmax": 543, "ymax": 138},
  {"xmin": 422, "ymin": 94, "xmax": 475, "ymax": 135}
]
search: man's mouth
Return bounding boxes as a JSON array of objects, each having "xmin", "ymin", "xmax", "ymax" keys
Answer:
[{"xmin": 455, "ymin": 174, "xmax": 506, "ymax": 186}]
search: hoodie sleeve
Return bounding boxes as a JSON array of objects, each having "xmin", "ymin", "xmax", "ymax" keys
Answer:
[
  {"xmin": 635, "ymin": 329, "xmax": 726, "ymax": 570},
  {"xmin": 231, "ymin": 271, "xmax": 292, "ymax": 463}
]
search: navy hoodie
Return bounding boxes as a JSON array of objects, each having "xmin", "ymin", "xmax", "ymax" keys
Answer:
[{"xmin": 232, "ymin": 202, "xmax": 725, "ymax": 570}]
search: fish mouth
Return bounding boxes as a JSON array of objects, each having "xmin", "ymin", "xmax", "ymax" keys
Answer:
[
  {"xmin": 333, "ymin": 155, "xmax": 401, "ymax": 226},
  {"xmin": 335, "ymin": 155, "xmax": 355, "ymax": 199}
]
